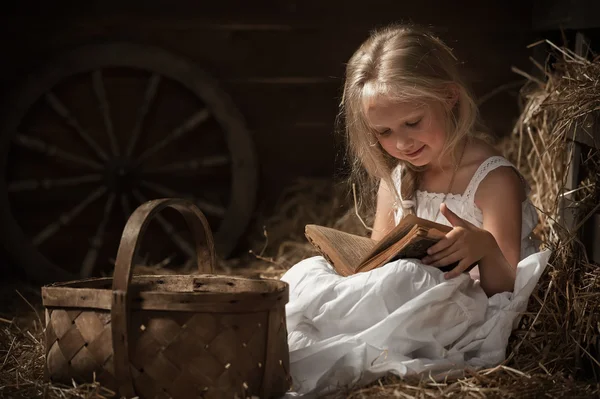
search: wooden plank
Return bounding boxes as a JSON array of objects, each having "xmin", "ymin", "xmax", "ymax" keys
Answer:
[
  {"xmin": 586, "ymin": 213, "xmax": 600, "ymax": 265},
  {"xmin": 225, "ymin": 83, "xmax": 339, "ymax": 128},
  {"xmin": 570, "ymin": 34, "xmax": 599, "ymax": 150},
  {"xmin": 559, "ymin": 141, "xmax": 581, "ymax": 235},
  {"xmin": 0, "ymin": 33, "xmax": 534, "ymax": 132},
  {"xmin": 1, "ymin": 1, "xmax": 533, "ymax": 32},
  {"xmin": 253, "ymin": 125, "xmax": 336, "ymax": 170},
  {"xmin": 572, "ymin": 113, "xmax": 600, "ymax": 150}
]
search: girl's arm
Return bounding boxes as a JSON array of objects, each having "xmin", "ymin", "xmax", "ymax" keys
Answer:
[
  {"xmin": 422, "ymin": 167, "xmax": 524, "ymax": 297},
  {"xmin": 474, "ymin": 167, "xmax": 524, "ymax": 296},
  {"xmin": 371, "ymin": 180, "xmax": 397, "ymax": 241}
]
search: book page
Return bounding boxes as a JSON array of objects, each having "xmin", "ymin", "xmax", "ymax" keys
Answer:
[
  {"xmin": 358, "ymin": 227, "xmax": 439, "ymax": 272},
  {"xmin": 362, "ymin": 214, "xmax": 452, "ymax": 262},
  {"xmin": 305, "ymin": 225, "xmax": 376, "ymax": 275}
]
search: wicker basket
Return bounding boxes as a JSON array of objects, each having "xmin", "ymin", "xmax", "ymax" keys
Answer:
[{"xmin": 42, "ymin": 198, "xmax": 291, "ymax": 399}]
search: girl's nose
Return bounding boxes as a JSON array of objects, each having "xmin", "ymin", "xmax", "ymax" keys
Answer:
[{"xmin": 395, "ymin": 136, "xmax": 414, "ymax": 151}]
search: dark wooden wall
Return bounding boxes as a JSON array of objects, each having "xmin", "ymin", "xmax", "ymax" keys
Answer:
[{"xmin": 0, "ymin": 0, "xmax": 538, "ymax": 203}]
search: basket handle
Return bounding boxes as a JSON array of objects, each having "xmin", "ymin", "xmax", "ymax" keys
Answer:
[{"xmin": 110, "ymin": 198, "xmax": 216, "ymax": 398}]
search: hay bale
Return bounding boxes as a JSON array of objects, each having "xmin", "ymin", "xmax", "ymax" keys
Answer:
[{"xmin": 499, "ymin": 40, "xmax": 600, "ymax": 381}]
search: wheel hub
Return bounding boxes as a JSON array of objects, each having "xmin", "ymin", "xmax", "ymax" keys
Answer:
[{"xmin": 104, "ymin": 158, "xmax": 137, "ymax": 193}]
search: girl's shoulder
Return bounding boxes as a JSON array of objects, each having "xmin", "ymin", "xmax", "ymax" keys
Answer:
[
  {"xmin": 464, "ymin": 139, "xmax": 527, "ymax": 204},
  {"xmin": 463, "ymin": 138, "xmax": 503, "ymax": 168},
  {"xmin": 442, "ymin": 138, "xmax": 502, "ymax": 195}
]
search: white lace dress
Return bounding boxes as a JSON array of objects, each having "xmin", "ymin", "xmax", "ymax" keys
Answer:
[{"xmin": 280, "ymin": 156, "xmax": 550, "ymax": 397}]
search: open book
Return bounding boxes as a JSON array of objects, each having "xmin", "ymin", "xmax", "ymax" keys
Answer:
[{"xmin": 305, "ymin": 214, "xmax": 476, "ymax": 276}]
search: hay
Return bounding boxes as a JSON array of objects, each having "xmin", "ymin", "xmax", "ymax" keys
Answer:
[
  {"xmin": 498, "ymin": 39, "xmax": 600, "ymax": 382},
  {"xmin": 231, "ymin": 177, "xmax": 371, "ymax": 280},
  {"xmin": 0, "ymin": 283, "xmax": 117, "ymax": 399},
  {"xmin": 0, "ymin": 321, "xmax": 115, "ymax": 399},
  {"xmin": 322, "ymin": 368, "xmax": 599, "ymax": 398}
]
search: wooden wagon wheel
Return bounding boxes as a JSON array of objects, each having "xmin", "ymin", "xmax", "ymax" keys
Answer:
[{"xmin": 0, "ymin": 42, "xmax": 258, "ymax": 282}]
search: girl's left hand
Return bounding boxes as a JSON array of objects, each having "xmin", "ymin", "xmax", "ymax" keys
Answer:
[{"xmin": 421, "ymin": 203, "xmax": 496, "ymax": 279}]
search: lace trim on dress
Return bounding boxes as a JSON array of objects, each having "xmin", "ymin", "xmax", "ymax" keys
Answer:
[
  {"xmin": 416, "ymin": 190, "xmax": 465, "ymax": 201},
  {"xmin": 463, "ymin": 156, "xmax": 524, "ymax": 201},
  {"xmin": 393, "ymin": 156, "xmax": 528, "ymax": 211}
]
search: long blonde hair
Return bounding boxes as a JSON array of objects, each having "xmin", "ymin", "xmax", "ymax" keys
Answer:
[{"xmin": 339, "ymin": 24, "xmax": 481, "ymax": 217}]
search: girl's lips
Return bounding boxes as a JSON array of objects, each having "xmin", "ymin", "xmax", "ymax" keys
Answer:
[{"xmin": 405, "ymin": 146, "xmax": 425, "ymax": 158}]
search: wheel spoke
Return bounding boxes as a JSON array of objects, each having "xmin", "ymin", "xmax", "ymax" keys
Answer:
[
  {"xmin": 132, "ymin": 189, "xmax": 195, "ymax": 259},
  {"xmin": 139, "ymin": 179, "xmax": 226, "ymax": 218},
  {"xmin": 13, "ymin": 133, "xmax": 104, "ymax": 170},
  {"xmin": 8, "ymin": 174, "xmax": 102, "ymax": 192},
  {"xmin": 45, "ymin": 92, "xmax": 109, "ymax": 161},
  {"xmin": 32, "ymin": 186, "xmax": 107, "ymax": 246},
  {"xmin": 135, "ymin": 108, "xmax": 210, "ymax": 165},
  {"xmin": 126, "ymin": 73, "xmax": 161, "ymax": 157},
  {"xmin": 80, "ymin": 193, "xmax": 115, "ymax": 277},
  {"xmin": 142, "ymin": 154, "xmax": 230, "ymax": 173},
  {"xmin": 92, "ymin": 70, "xmax": 119, "ymax": 156}
]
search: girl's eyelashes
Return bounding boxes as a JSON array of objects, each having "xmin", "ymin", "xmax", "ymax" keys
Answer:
[
  {"xmin": 405, "ymin": 118, "xmax": 422, "ymax": 127},
  {"xmin": 375, "ymin": 117, "xmax": 421, "ymax": 136}
]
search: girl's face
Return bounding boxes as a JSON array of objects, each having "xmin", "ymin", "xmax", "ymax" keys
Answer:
[{"xmin": 364, "ymin": 96, "xmax": 449, "ymax": 168}]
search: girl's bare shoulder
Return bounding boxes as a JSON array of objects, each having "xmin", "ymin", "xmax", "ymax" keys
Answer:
[
  {"xmin": 463, "ymin": 137, "xmax": 502, "ymax": 167},
  {"xmin": 465, "ymin": 138, "xmax": 526, "ymax": 203}
]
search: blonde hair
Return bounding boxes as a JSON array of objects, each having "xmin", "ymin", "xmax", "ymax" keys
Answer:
[{"xmin": 339, "ymin": 24, "xmax": 482, "ymax": 217}]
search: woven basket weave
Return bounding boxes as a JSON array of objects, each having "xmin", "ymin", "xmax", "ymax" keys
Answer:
[{"xmin": 42, "ymin": 198, "xmax": 291, "ymax": 398}]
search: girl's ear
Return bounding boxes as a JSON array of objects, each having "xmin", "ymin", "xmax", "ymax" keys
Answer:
[{"xmin": 444, "ymin": 83, "xmax": 460, "ymax": 110}]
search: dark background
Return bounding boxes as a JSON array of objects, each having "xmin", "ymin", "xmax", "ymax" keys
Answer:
[{"xmin": 0, "ymin": 0, "xmax": 599, "ymax": 281}]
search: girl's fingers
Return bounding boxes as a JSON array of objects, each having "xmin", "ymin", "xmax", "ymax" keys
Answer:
[
  {"xmin": 422, "ymin": 244, "xmax": 457, "ymax": 264},
  {"xmin": 444, "ymin": 259, "xmax": 472, "ymax": 279},
  {"xmin": 428, "ymin": 250, "xmax": 463, "ymax": 268},
  {"xmin": 425, "ymin": 231, "xmax": 458, "ymax": 255}
]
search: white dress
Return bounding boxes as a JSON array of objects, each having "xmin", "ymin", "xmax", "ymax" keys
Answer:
[{"xmin": 280, "ymin": 156, "xmax": 551, "ymax": 397}]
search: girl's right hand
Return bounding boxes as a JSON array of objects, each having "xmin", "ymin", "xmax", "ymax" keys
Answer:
[{"xmin": 421, "ymin": 203, "xmax": 496, "ymax": 279}]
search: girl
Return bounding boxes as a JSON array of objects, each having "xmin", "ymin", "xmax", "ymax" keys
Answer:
[{"xmin": 281, "ymin": 25, "xmax": 550, "ymax": 396}]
